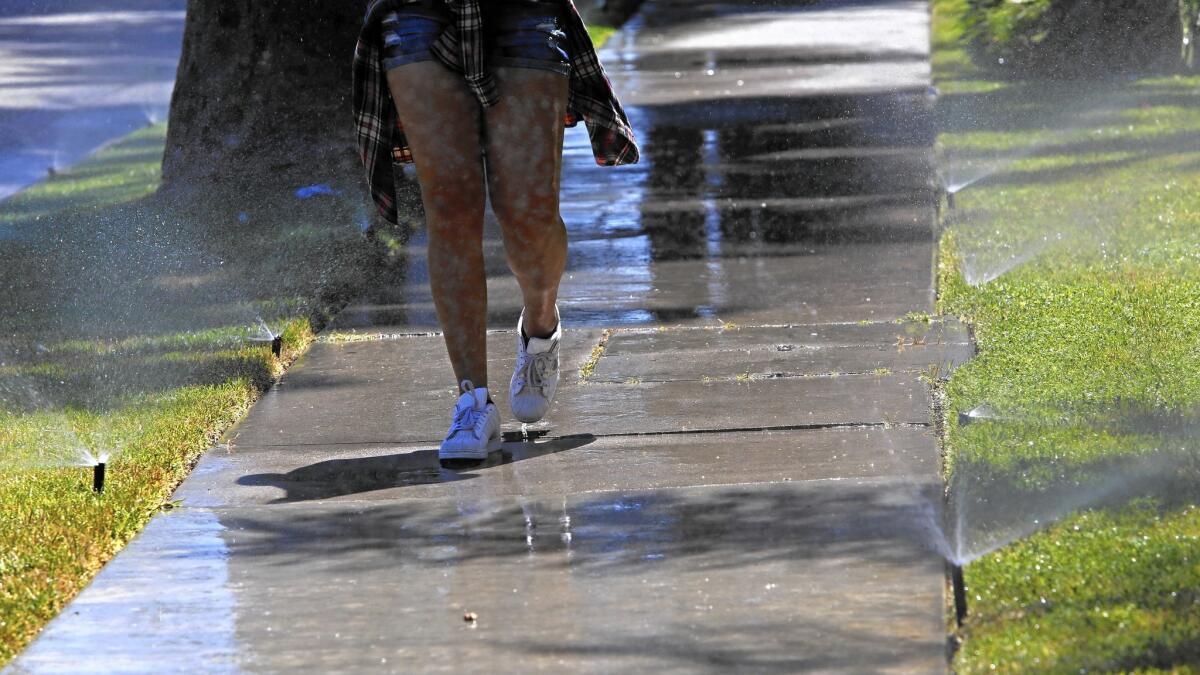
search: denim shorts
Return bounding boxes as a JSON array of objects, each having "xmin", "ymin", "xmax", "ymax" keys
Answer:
[{"xmin": 381, "ymin": 0, "xmax": 570, "ymax": 76}]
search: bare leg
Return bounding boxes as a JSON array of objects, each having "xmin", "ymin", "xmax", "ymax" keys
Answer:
[
  {"xmin": 386, "ymin": 62, "xmax": 489, "ymax": 391},
  {"xmin": 483, "ymin": 67, "xmax": 570, "ymax": 339}
]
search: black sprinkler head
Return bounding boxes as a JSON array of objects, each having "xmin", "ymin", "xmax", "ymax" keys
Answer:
[
  {"xmin": 950, "ymin": 563, "xmax": 968, "ymax": 627},
  {"xmin": 271, "ymin": 335, "xmax": 283, "ymax": 358},
  {"xmin": 93, "ymin": 462, "xmax": 106, "ymax": 494},
  {"xmin": 947, "ymin": 191, "xmax": 957, "ymax": 211},
  {"xmin": 957, "ymin": 411, "xmax": 973, "ymax": 427}
]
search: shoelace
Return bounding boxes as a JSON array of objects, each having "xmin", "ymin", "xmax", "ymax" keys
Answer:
[
  {"xmin": 518, "ymin": 351, "xmax": 555, "ymax": 390},
  {"xmin": 449, "ymin": 399, "xmax": 485, "ymax": 436},
  {"xmin": 450, "ymin": 403, "xmax": 473, "ymax": 431}
]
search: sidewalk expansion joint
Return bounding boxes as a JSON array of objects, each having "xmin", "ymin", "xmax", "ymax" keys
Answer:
[
  {"xmin": 318, "ymin": 328, "xmax": 522, "ymax": 343},
  {"xmin": 551, "ymin": 421, "xmax": 933, "ymax": 440},
  {"xmin": 577, "ymin": 328, "xmax": 614, "ymax": 381},
  {"xmin": 588, "ymin": 368, "xmax": 951, "ymax": 385},
  {"xmin": 316, "ymin": 318, "xmax": 964, "ymax": 344}
]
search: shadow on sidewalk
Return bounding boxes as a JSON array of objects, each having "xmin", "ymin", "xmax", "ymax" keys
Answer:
[
  {"xmin": 219, "ymin": 479, "xmax": 945, "ymax": 571},
  {"xmin": 491, "ymin": 617, "xmax": 934, "ymax": 673},
  {"xmin": 237, "ymin": 433, "xmax": 597, "ymax": 502}
]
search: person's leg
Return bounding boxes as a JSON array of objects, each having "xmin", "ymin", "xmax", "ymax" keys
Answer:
[
  {"xmin": 482, "ymin": 67, "xmax": 570, "ymax": 339},
  {"xmin": 385, "ymin": 62, "xmax": 489, "ymax": 391}
]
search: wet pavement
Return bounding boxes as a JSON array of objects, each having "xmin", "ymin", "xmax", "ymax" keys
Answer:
[{"xmin": 10, "ymin": 0, "xmax": 957, "ymax": 672}]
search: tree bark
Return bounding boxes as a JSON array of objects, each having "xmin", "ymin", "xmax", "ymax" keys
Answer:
[{"xmin": 162, "ymin": 0, "xmax": 374, "ymax": 198}]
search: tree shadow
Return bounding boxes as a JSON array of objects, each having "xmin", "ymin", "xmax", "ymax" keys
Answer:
[
  {"xmin": 0, "ymin": 162, "xmax": 406, "ymax": 416},
  {"xmin": 217, "ymin": 478, "xmax": 947, "ymax": 573},
  {"xmin": 632, "ymin": 90, "xmax": 936, "ymax": 259},
  {"xmin": 0, "ymin": 6, "xmax": 183, "ymax": 96},
  {"xmin": 214, "ymin": 470, "xmax": 950, "ymax": 671},
  {"xmin": 491, "ymin": 617, "xmax": 941, "ymax": 672},
  {"xmin": 949, "ymin": 417, "xmax": 1200, "ymax": 561},
  {"xmin": 935, "ymin": 78, "xmax": 1200, "ymax": 138}
]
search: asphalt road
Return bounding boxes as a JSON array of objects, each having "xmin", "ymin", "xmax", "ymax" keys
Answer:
[{"xmin": 0, "ymin": 0, "xmax": 185, "ymax": 201}]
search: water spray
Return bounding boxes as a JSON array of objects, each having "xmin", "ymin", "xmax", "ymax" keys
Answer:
[
  {"xmin": 249, "ymin": 318, "xmax": 282, "ymax": 357},
  {"xmin": 93, "ymin": 462, "xmax": 106, "ymax": 494},
  {"xmin": 958, "ymin": 403, "xmax": 999, "ymax": 426},
  {"xmin": 949, "ymin": 563, "xmax": 968, "ymax": 627}
]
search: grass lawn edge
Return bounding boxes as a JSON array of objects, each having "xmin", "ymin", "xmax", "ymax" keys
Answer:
[
  {"xmin": 933, "ymin": 0, "xmax": 1200, "ymax": 671},
  {"xmin": 0, "ymin": 125, "xmax": 321, "ymax": 666}
]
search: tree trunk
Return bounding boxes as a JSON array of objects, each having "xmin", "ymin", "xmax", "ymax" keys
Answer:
[{"xmin": 162, "ymin": 0, "xmax": 386, "ymax": 209}]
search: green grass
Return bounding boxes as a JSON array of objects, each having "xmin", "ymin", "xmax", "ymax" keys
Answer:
[
  {"xmin": 0, "ymin": 125, "xmax": 394, "ymax": 665},
  {"xmin": 960, "ymin": 503, "xmax": 1200, "ymax": 673},
  {"xmin": 935, "ymin": 0, "xmax": 1200, "ymax": 670},
  {"xmin": 587, "ymin": 23, "xmax": 617, "ymax": 49},
  {"xmin": 0, "ymin": 130, "xmax": 165, "ymax": 227}
]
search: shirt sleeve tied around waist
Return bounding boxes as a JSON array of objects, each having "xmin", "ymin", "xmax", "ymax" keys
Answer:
[{"xmin": 353, "ymin": 0, "xmax": 641, "ymax": 225}]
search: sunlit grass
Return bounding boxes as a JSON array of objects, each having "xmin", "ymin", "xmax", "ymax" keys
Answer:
[
  {"xmin": 587, "ymin": 23, "xmax": 617, "ymax": 48},
  {"xmin": 935, "ymin": 0, "xmax": 1200, "ymax": 670},
  {"xmin": 0, "ymin": 382, "xmax": 260, "ymax": 659},
  {"xmin": 957, "ymin": 504, "xmax": 1200, "ymax": 674},
  {"xmin": 0, "ymin": 127, "xmax": 165, "ymax": 228}
]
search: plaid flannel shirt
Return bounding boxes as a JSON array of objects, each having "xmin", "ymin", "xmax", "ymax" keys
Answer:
[{"xmin": 353, "ymin": 0, "xmax": 641, "ymax": 224}]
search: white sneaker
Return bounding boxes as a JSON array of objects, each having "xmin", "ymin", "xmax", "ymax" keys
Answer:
[
  {"xmin": 509, "ymin": 308, "xmax": 561, "ymax": 423},
  {"xmin": 439, "ymin": 380, "xmax": 502, "ymax": 461}
]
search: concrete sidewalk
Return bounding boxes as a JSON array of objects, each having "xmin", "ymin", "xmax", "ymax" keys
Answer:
[{"xmin": 10, "ymin": 0, "xmax": 966, "ymax": 672}]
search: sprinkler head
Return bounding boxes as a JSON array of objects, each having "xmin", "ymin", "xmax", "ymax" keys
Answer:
[
  {"xmin": 946, "ymin": 191, "xmax": 957, "ymax": 211},
  {"xmin": 271, "ymin": 335, "xmax": 283, "ymax": 358},
  {"xmin": 950, "ymin": 563, "xmax": 968, "ymax": 627},
  {"xmin": 93, "ymin": 462, "xmax": 106, "ymax": 494},
  {"xmin": 957, "ymin": 411, "xmax": 973, "ymax": 427}
]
